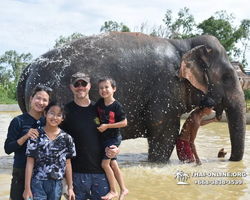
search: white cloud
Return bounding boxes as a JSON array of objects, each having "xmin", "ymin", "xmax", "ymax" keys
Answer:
[{"xmin": 0, "ymin": 0, "xmax": 249, "ymax": 66}]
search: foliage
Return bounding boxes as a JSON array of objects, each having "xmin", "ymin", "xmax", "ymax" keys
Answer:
[
  {"xmin": 0, "ymin": 50, "xmax": 32, "ymax": 102},
  {"xmin": 134, "ymin": 8, "xmax": 250, "ymax": 68},
  {"xmin": 238, "ymin": 19, "xmax": 250, "ymax": 67},
  {"xmin": 163, "ymin": 7, "xmax": 197, "ymax": 39},
  {"xmin": 0, "ymin": 84, "xmax": 18, "ymax": 104},
  {"xmin": 54, "ymin": 32, "xmax": 85, "ymax": 48},
  {"xmin": 197, "ymin": 11, "xmax": 250, "ymax": 66},
  {"xmin": 100, "ymin": 21, "xmax": 130, "ymax": 33},
  {"xmin": 244, "ymin": 89, "xmax": 250, "ymax": 100},
  {"xmin": 134, "ymin": 8, "xmax": 196, "ymax": 39},
  {"xmin": 159, "ymin": 8, "xmax": 250, "ymax": 67},
  {"xmin": 0, "ymin": 50, "xmax": 32, "ymax": 83}
]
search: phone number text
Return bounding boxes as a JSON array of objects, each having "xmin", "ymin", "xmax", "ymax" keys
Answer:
[{"xmin": 194, "ymin": 180, "xmax": 243, "ymax": 185}]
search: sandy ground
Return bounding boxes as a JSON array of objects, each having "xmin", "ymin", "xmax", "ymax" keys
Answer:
[{"xmin": 0, "ymin": 104, "xmax": 20, "ymax": 112}]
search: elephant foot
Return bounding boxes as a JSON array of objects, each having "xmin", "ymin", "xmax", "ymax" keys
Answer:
[
  {"xmin": 229, "ymin": 155, "xmax": 243, "ymax": 161},
  {"xmin": 147, "ymin": 137, "xmax": 175, "ymax": 162}
]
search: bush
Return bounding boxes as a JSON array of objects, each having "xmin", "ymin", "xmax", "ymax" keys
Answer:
[
  {"xmin": 244, "ymin": 89, "xmax": 250, "ymax": 100},
  {"xmin": 0, "ymin": 83, "xmax": 17, "ymax": 104}
]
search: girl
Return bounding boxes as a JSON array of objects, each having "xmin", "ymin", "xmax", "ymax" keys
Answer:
[
  {"xmin": 23, "ymin": 101, "xmax": 76, "ymax": 200},
  {"xmin": 4, "ymin": 84, "xmax": 52, "ymax": 200}
]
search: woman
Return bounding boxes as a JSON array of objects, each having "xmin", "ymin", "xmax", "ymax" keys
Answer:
[{"xmin": 4, "ymin": 84, "xmax": 52, "ymax": 200}]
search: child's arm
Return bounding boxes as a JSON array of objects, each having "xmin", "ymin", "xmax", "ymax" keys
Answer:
[
  {"xmin": 190, "ymin": 141, "xmax": 202, "ymax": 165},
  {"xmin": 65, "ymin": 159, "xmax": 75, "ymax": 200},
  {"xmin": 97, "ymin": 118, "xmax": 127, "ymax": 132},
  {"xmin": 200, "ymin": 116, "xmax": 222, "ymax": 126},
  {"xmin": 23, "ymin": 157, "xmax": 34, "ymax": 200}
]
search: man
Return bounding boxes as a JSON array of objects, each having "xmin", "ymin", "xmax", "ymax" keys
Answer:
[{"xmin": 60, "ymin": 71, "xmax": 119, "ymax": 200}]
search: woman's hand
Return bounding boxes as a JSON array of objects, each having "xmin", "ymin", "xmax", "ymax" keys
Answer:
[{"xmin": 26, "ymin": 128, "xmax": 39, "ymax": 139}]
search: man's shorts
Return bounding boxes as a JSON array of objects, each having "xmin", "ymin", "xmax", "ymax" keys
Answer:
[
  {"xmin": 176, "ymin": 138, "xmax": 195, "ymax": 162},
  {"xmin": 102, "ymin": 134, "xmax": 122, "ymax": 160},
  {"xmin": 72, "ymin": 173, "xmax": 110, "ymax": 200},
  {"xmin": 10, "ymin": 167, "xmax": 25, "ymax": 200}
]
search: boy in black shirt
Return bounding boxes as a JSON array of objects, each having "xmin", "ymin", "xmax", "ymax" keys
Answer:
[{"xmin": 97, "ymin": 76, "xmax": 129, "ymax": 200}]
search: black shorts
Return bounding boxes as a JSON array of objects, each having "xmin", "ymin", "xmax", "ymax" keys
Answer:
[
  {"xmin": 102, "ymin": 135, "xmax": 122, "ymax": 160},
  {"xmin": 10, "ymin": 168, "xmax": 25, "ymax": 200}
]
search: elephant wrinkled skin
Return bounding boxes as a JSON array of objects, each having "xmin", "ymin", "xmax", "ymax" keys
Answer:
[{"xmin": 17, "ymin": 32, "xmax": 246, "ymax": 162}]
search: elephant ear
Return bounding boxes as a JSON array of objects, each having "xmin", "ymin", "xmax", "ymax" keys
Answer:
[{"xmin": 178, "ymin": 45, "xmax": 212, "ymax": 94}]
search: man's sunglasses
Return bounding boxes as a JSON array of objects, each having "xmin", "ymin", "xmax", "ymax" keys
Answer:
[{"xmin": 74, "ymin": 81, "xmax": 88, "ymax": 88}]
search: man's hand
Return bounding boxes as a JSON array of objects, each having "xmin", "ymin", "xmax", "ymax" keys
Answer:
[{"xmin": 105, "ymin": 145, "xmax": 120, "ymax": 159}]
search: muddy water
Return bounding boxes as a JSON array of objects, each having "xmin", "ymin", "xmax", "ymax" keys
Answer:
[{"xmin": 1, "ymin": 111, "xmax": 250, "ymax": 200}]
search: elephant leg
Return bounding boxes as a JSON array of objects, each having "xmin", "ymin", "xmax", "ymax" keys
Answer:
[{"xmin": 147, "ymin": 117, "xmax": 180, "ymax": 162}]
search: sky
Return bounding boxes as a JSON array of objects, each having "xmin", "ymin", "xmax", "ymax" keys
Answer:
[{"xmin": 0, "ymin": 0, "xmax": 250, "ymax": 68}]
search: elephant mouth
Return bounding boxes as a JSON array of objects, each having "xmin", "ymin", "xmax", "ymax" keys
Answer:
[
  {"xmin": 215, "ymin": 107, "xmax": 224, "ymax": 120},
  {"xmin": 214, "ymin": 96, "xmax": 225, "ymax": 120}
]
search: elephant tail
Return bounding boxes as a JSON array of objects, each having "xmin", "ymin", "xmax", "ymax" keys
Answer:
[{"xmin": 17, "ymin": 64, "xmax": 31, "ymax": 113}]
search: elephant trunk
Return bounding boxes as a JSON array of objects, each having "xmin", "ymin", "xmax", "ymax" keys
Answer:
[{"xmin": 225, "ymin": 98, "xmax": 246, "ymax": 161}]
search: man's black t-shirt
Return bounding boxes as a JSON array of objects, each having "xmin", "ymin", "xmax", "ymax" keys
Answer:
[{"xmin": 60, "ymin": 101, "xmax": 104, "ymax": 174}]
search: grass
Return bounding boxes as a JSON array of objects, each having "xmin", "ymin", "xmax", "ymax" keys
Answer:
[{"xmin": 0, "ymin": 97, "xmax": 18, "ymax": 104}]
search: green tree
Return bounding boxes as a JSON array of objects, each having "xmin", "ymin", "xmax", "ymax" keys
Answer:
[
  {"xmin": 245, "ymin": 89, "xmax": 250, "ymax": 100},
  {"xmin": 160, "ymin": 8, "xmax": 250, "ymax": 67},
  {"xmin": 0, "ymin": 50, "xmax": 32, "ymax": 84},
  {"xmin": 238, "ymin": 19, "xmax": 250, "ymax": 67},
  {"xmin": 54, "ymin": 32, "xmax": 85, "ymax": 48},
  {"xmin": 0, "ymin": 66, "xmax": 12, "ymax": 87},
  {"xmin": 0, "ymin": 50, "xmax": 32, "ymax": 102},
  {"xmin": 197, "ymin": 10, "xmax": 250, "ymax": 67},
  {"xmin": 137, "ymin": 8, "xmax": 196, "ymax": 38},
  {"xmin": 100, "ymin": 21, "xmax": 130, "ymax": 33},
  {"xmin": 163, "ymin": 7, "xmax": 197, "ymax": 39}
]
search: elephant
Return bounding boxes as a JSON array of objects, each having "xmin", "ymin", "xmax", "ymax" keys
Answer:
[{"xmin": 17, "ymin": 32, "xmax": 246, "ymax": 162}]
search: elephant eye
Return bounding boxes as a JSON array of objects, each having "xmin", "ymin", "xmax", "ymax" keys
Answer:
[{"xmin": 221, "ymin": 73, "xmax": 232, "ymax": 84}]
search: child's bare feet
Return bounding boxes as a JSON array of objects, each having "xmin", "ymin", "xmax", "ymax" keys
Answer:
[
  {"xmin": 101, "ymin": 191, "xmax": 118, "ymax": 200},
  {"xmin": 119, "ymin": 188, "xmax": 129, "ymax": 200}
]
